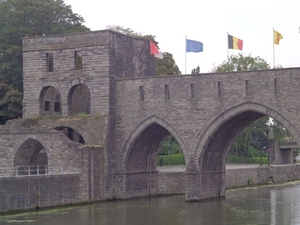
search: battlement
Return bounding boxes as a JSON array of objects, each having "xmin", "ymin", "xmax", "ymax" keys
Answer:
[{"xmin": 23, "ymin": 30, "xmax": 111, "ymax": 51}]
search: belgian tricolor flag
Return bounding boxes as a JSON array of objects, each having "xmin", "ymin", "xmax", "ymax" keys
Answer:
[{"xmin": 228, "ymin": 34, "xmax": 243, "ymax": 50}]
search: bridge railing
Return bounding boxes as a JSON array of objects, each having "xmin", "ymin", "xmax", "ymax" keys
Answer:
[{"xmin": 0, "ymin": 165, "xmax": 80, "ymax": 177}]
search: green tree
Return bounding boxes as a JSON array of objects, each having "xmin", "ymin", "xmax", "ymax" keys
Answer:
[
  {"xmin": 159, "ymin": 136, "xmax": 181, "ymax": 155},
  {"xmin": 156, "ymin": 52, "xmax": 181, "ymax": 76},
  {"xmin": 269, "ymin": 120, "xmax": 292, "ymax": 145},
  {"xmin": 106, "ymin": 25, "xmax": 155, "ymax": 40},
  {"xmin": 107, "ymin": 25, "xmax": 181, "ymax": 76},
  {"xmin": 0, "ymin": 0, "xmax": 89, "ymax": 91},
  {"xmin": 229, "ymin": 116, "xmax": 269, "ymax": 157},
  {"xmin": 191, "ymin": 66, "xmax": 200, "ymax": 74},
  {"xmin": 0, "ymin": 83, "xmax": 22, "ymax": 124},
  {"xmin": 211, "ymin": 53, "xmax": 270, "ymax": 72}
]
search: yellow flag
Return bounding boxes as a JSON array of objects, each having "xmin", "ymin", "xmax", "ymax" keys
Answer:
[{"xmin": 274, "ymin": 30, "xmax": 283, "ymax": 45}]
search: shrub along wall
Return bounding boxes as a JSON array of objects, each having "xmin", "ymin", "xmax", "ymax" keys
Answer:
[
  {"xmin": 226, "ymin": 155, "xmax": 268, "ymax": 164},
  {"xmin": 157, "ymin": 154, "xmax": 185, "ymax": 166},
  {"xmin": 157, "ymin": 154, "xmax": 268, "ymax": 166}
]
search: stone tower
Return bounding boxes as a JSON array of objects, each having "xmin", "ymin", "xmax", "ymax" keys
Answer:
[{"xmin": 22, "ymin": 30, "xmax": 156, "ymax": 118}]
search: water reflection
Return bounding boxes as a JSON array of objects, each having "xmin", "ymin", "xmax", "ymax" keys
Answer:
[{"xmin": 2, "ymin": 181, "xmax": 300, "ymax": 225}]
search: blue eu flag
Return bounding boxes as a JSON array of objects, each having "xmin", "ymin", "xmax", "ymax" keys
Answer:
[{"xmin": 186, "ymin": 39, "xmax": 203, "ymax": 52}]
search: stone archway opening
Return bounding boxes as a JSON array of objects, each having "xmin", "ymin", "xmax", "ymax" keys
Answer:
[
  {"xmin": 126, "ymin": 123, "xmax": 185, "ymax": 172},
  {"xmin": 200, "ymin": 111, "xmax": 265, "ymax": 173},
  {"xmin": 124, "ymin": 122, "xmax": 185, "ymax": 198},
  {"xmin": 68, "ymin": 84, "xmax": 90, "ymax": 116},
  {"xmin": 196, "ymin": 110, "xmax": 297, "ymax": 201},
  {"xmin": 126, "ymin": 123, "xmax": 170, "ymax": 172},
  {"xmin": 14, "ymin": 138, "xmax": 48, "ymax": 175},
  {"xmin": 55, "ymin": 126, "xmax": 85, "ymax": 144},
  {"xmin": 157, "ymin": 135, "xmax": 184, "ymax": 170},
  {"xmin": 39, "ymin": 86, "xmax": 62, "ymax": 116},
  {"xmin": 227, "ymin": 116, "xmax": 296, "ymax": 166},
  {"xmin": 194, "ymin": 111, "xmax": 265, "ymax": 200}
]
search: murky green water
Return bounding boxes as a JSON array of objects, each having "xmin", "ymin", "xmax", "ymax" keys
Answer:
[{"xmin": 1, "ymin": 181, "xmax": 300, "ymax": 225}]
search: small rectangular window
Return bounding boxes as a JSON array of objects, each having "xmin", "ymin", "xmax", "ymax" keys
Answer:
[
  {"xmin": 75, "ymin": 51, "xmax": 82, "ymax": 70},
  {"xmin": 218, "ymin": 81, "xmax": 222, "ymax": 97},
  {"xmin": 45, "ymin": 101, "xmax": 51, "ymax": 111},
  {"xmin": 275, "ymin": 78, "xmax": 279, "ymax": 95},
  {"xmin": 191, "ymin": 83, "xmax": 195, "ymax": 99},
  {"xmin": 54, "ymin": 102, "xmax": 60, "ymax": 112},
  {"xmin": 139, "ymin": 86, "xmax": 144, "ymax": 101},
  {"xmin": 165, "ymin": 85, "xmax": 170, "ymax": 100},
  {"xmin": 245, "ymin": 80, "xmax": 249, "ymax": 96},
  {"xmin": 46, "ymin": 53, "xmax": 53, "ymax": 72}
]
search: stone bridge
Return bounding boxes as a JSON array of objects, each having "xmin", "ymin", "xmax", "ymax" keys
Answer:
[
  {"xmin": 113, "ymin": 68, "xmax": 300, "ymax": 200},
  {"xmin": 1, "ymin": 30, "xmax": 300, "ymax": 210}
]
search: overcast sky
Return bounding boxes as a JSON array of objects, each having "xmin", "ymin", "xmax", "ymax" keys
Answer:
[{"xmin": 64, "ymin": 0, "xmax": 300, "ymax": 74}]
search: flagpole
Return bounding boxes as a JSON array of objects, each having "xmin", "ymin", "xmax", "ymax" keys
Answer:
[
  {"xmin": 185, "ymin": 35, "xmax": 187, "ymax": 74},
  {"xmin": 273, "ymin": 27, "xmax": 275, "ymax": 68},
  {"xmin": 227, "ymin": 31, "xmax": 229, "ymax": 59}
]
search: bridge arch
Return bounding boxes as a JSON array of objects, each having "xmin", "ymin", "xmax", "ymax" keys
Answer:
[
  {"xmin": 120, "ymin": 115, "xmax": 190, "ymax": 171},
  {"xmin": 14, "ymin": 138, "xmax": 48, "ymax": 175},
  {"xmin": 184, "ymin": 102, "xmax": 300, "ymax": 201},
  {"xmin": 194, "ymin": 102, "xmax": 300, "ymax": 169}
]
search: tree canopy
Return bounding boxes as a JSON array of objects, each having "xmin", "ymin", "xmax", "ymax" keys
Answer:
[
  {"xmin": 106, "ymin": 25, "xmax": 159, "ymax": 47},
  {"xmin": 0, "ymin": 0, "xmax": 89, "ymax": 124},
  {"xmin": 156, "ymin": 52, "xmax": 181, "ymax": 76},
  {"xmin": 0, "ymin": 0, "xmax": 89, "ymax": 91},
  {"xmin": 0, "ymin": 83, "xmax": 22, "ymax": 124},
  {"xmin": 211, "ymin": 53, "xmax": 270, "ymax": 73},
  {"xmin": 191, "ymin": 66, "xmax": 200, "ymax": 74}
]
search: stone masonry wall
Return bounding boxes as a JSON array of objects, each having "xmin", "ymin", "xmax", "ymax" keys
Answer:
[
  {"xmin": 156, "ymin": 164, "xmax": 300, "ymax": 196},
  {"xmin": 114, "ymin": 68, "xmax": 300, "ymax": 170},
  {"xmin": 0, "ymin": 117, "xmax": 111, "ymax": 202},
  {"xmin": 226, "ymin": 164, "xmax": 300, "ymax": 187},
  {"xmin": 0, "ymin": 174, "xmax": 82, "ymax": 212},
  {"xmin": 157, "ymin": 172, "xmax": 186, "ymax": 195},
  {"xmin": 35, "ymin": 116, "xmax": 108, "ymax": 145},
  {"xmin": 0, "ymin": 122, "xmax": 84, "ymax": 169},
  {"xmin": 22, "ymin": 30, "xmax": 155, "ymax": 118},
  {"xmin": 1, "ymin": 164, "xmax": 300, "ymax": 212}
]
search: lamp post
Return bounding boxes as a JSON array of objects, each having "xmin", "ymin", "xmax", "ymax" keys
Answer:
[
  {"xmin": 260, "ymin": 147, "xmax": 262, "ymax": 166},
  {"xmin": 261, "ymin": 146, "xmax": 265, "ymax": 166},
  {"xmin": 267, "ymin": 148, "xmax": 270, "ymax": 166}
]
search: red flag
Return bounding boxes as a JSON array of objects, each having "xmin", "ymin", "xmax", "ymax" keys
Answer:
[
  {"xmin": 150, "ymin": 41, "xmax": 159, "ymax": 55},
  {"xmin": 150, "ymin": 41, "xmax": 163, "ymax": 59}
]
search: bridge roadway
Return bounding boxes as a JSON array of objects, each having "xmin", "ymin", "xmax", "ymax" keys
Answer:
[{"xmin": 157, "ymin": 164, "xmax": 277, "ymax": 172}]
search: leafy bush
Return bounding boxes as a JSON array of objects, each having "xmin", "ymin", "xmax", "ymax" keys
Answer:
[
  {"xmin": 157, "ymin": 154, "xmax": 268, "ymax": 166},
  {"xmin": 157, "ymin": 154, "xmax": 185, "ymax": 166},
  {"xmin": 226, "ymin": 155, "xmax": 268, "ymax": 164}
]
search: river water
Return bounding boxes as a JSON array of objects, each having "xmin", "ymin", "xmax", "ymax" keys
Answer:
[{"xmin": 1, "ymin": 181, "xmax": 300, "ymax": 225}]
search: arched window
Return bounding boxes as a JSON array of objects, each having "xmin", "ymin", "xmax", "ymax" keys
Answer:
[
  {"xmin": 68, "ymin": 84, "xmax": 90, "ymax": 116},
  {"xmin": 39, "ymin": 86, "xmax": 61, "ymax": 116}
]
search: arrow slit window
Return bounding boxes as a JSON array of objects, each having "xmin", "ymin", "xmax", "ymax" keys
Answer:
[
  {"xmin": 191, "ymin": 83, "xmax": 195, "ymax": 99},
  {"xmin": 75, "ymin": 51, "xmax": 82, "ymax": 70},
  {"xmin": 46, "ymin": 53, "xmax": 53, "ymax": 72},
  {"xmin": 165, "ymin": 85, "xmax": 170, "ymax": 100}
]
